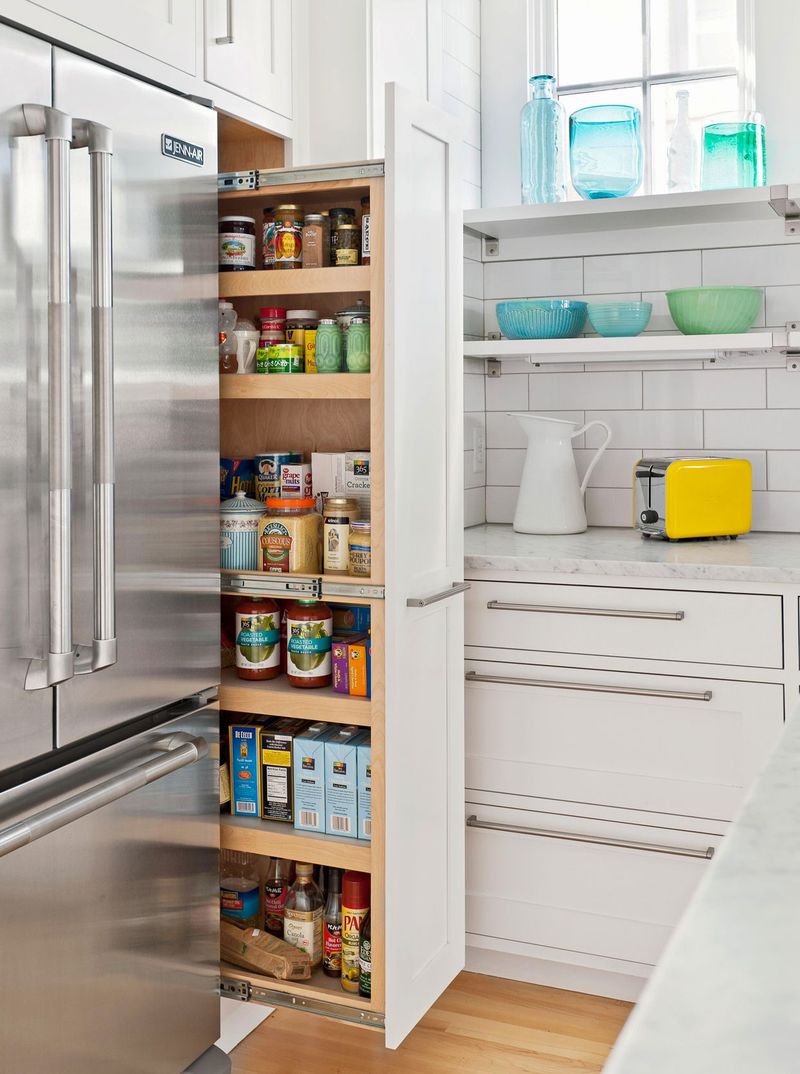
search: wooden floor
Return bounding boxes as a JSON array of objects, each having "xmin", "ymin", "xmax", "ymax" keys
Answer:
[{"xmin": 230, "ymin": 971, "xmax": 632, "ymax": 1074}]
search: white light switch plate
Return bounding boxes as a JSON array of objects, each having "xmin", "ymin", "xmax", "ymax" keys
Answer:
[{"xmin": 473, "ymin": 425, "xmax": 486, "ymax": 472}]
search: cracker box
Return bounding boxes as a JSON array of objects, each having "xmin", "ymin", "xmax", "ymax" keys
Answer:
[
  {"xmin": 323, "ymin": 726, "xmax": 363, "ymax": 838},
  {"xmin": 348, "ymin": 636, "xmax": 371, "ymax": 698},
  {"xmin": 311, "ymin": 452, "xmax": 371, "ymax": 517},
  {"xmin": 292, "ymin": 721, "xmax": 330, "ymax": 834},
  {"xmin": 229, "ymin": 720, "xmax": 262, "ymax": 817},
  {"xmin": 356, "ymin": 735, "xmax": 372, "ymax": 841},
  {"xmin": 259, "ymin": 718, "xmax": 306, "ymax": 823}
]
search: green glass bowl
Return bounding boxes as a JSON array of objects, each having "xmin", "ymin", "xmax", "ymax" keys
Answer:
[{"xmin": 666, "ymin": 287, "xmax": 761, "ymax": 335}]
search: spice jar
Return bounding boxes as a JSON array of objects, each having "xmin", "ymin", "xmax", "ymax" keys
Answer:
[
  {"xmin": 285, "ymin": 599, "xmax": 333, "ymax": 689},
  {"xmin": 235, "ymin": 597, "xmax": 281, "ymax": 680},
  {"xmin": 302, "ymin": 214, "xmax": 330, "ymax": 268},
  {"xmin": 332, "ymin": 224, "xmax": 360, "ymax": 267},
  {"xmin": 261, "ymin": 207, "xmax": 276, "ymax": 268},
  {"xmin": 220, "ymin": 490, "xmax": 266, "ymax": 570},
  {"xmin": 323, "ymin": 497, "xmax": 360, "ymax": 574},
  {"xmin": 348, "ymin": 521, "xmax": 372, "ymax": 577},
  {"xmin": 360, "ymin": 195, "xmax": 370, "ymax": 266},
  {"xmin": 258, "ymin": 497, "xmax": 322, "ymax": 574},
  {"xmin": 219, "ymin": 216, "xmax": 256, "ymax": 271},
  {"xmin": 346, "ymin": 317, "xmax": 370, "ymax": 373},
  {"xmin": 257, "ymin": 307, "xmax": 286, "ymax": 364},
  {"xmin": 314, "ymin": 319, "xmax": 343, "ymax": 373},
  {"xmin": 274, "ymin": 204, "xmax": 304, "ymax": 269}
]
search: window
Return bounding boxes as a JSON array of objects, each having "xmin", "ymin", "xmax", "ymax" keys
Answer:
[{"xmin": 534, "ymin": 0, "xmax": 754, "ymax": 195}]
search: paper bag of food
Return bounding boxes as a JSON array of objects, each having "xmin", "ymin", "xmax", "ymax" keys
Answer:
[{"xmin": 221, "ymin": 920, "xmax": 312, "ymax": 981}]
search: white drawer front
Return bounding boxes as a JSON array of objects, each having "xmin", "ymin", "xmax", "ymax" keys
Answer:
[
  {"xmin": 466, "ymin": 659, "xmax": 784, "ymax": 820},
  {"xmin": 466, "ymin": 803, "xmax": 721, "ymax": 968},
  {"xmin": 465, "ymin": 580, "xmax": 783, "ymax": 669}
]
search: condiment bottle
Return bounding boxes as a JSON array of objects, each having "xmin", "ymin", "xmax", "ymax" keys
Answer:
[
  {"xmin": 220, "ymin": 850, "xmax": 260, "ymax": 928},
  {"xmin": 285, "ymin": 599, "xmax": 333, "ymax": 689},
  {"xmin": 263, "ymin": 856, "xmax": 289, "ymax": 937},
  {"xmin": 323, "ymin": 497, "xmax": 359, "ymax": 575},
  {"xmin": 284, "ymin": 862, "xmax": 324, "ymax": 967},
  {"xmin": 323, "ymin": 867, "xmax": 343, "ymax": 978},
  {"xmin": 360, "ymin": 195, "xmax": 371, "ymax": 266},
  {"xmin": 234, "ymin": 597, "xmax": 281, "ymax": 680},
  {"xmin": 348, "ymin": 521, "xmax": 371, "ymax": 577},
  {"xmin": 341, "ymin": 870, "xmax": 370, "ymax": 992},
  {"xmin": 359, "ymin": 909, "xmax": 372, "ymax": 998}
]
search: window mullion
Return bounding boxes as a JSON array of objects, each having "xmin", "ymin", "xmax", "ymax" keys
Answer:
[{"xmin": 641, "ymin": 0, "xmax": 651, "ymax": 194}]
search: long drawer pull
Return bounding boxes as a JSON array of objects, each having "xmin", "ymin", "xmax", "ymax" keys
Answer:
[
  {"xmin": 466, "ymin": 815, "xmax": 715, "ymax": 860},
  {"xmin": 465, "ymin": 670, "xmax": 712, "ymax": 703},
  {"xmin": 407, "ymin": 581, "xmax": 471, "ymax": 608},
  {"xmin": 487, "ymin": 600, "xmax": 685, "ymax": 621}
]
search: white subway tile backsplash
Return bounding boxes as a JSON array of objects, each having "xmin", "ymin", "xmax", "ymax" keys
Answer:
[
  {"xmin": 641, "ymin": 449, "xmax": 767, "ymax": 490},
  {"xmin": 485, "ymin": 485, "xmax": 518, "ymax": 524},
  {"xmin": 767, "ymin": 452, "xmax": 800, "ymax": 491},
  {"xmin": 486, "ymin": 448, "xmax": 526, "ymax": 486},
  {"xmin": 484, "ymin": 258, "xmax": 584, "ymax": 300},
  {"xmin": 767, "ymin": 369, "xmax": 800, "ymax": 409},
  {"xmin": 485, "ymin": 373, "xmax": 529, "ymax": 411},
  {"xmin": 585, "ymin": 410, "xmax": 703, "ymax": 449},
  {"xmin": 464, "ymin": 231, "xmax": 482, "ymax": 261},
  {"xmin": 465, "ymin": 486, "xmax": 486, "ymax": 527},
  {"xmin": 574, "ymin": 448, "xmax": 643, "ymax": 488},
  {"xmin": 643, "ymin": 369, "xmax": 766, "ymax": 410},
  {"xmin": 585, "ymin": 488, "xmax": 634, "ymax": 527},
  {"xmin": 464, "ymin": 450, "xmax": 485, "ymax": 489},
  {"xmin": 703, "ymin": 244, "xmax": 800, "ymax": 288},
  {"xmin": 704, "ymin": 410, "xmax": 800, "ymax": 450},
  {"xmin": 764, "ymin": 285, "xmax": 800, "ymax": 327},
  {"xmin": 464, "ymin": 411, "xmax": 485, "ymax": 447},
  {"xmin": 752, "ymin": 491, "xmax": 800, "ymax": 532},
  {"xmin": 464, "ymin": 373, "xmax": 485, "ymax": 412},
  {"xmin": 464, "ymin": 296, "xmax": 484, "ymax": 337},
  {"xmin": 530, "ymin": 371, "xmax": 642, "ymax": 411},
  {"xmin": 464, "ymin": 258, "xmax": 484, "ymax": 299},
  {"xmin": 584, "ymin": 251, "xmax": 701, "ymax": 295},
  {"xmin": 486, "ymin": 410, "xmax": 586, "ymax": 449}
]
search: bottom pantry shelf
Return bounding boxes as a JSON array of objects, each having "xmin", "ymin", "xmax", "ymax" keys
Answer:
[
  {"xmin": 221, "ymin": 963, "xmax": 380, "ymax": 1019},
  {"xmin": 221, "ymin": 814, "xmax": 371, "ymax": 871}
]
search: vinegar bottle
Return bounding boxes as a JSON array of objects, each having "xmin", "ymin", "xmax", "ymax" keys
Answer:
[
  {"xmin": 283, "ymin": 862, "xmax": 324, "ymax": 967},
  {"xmin": 667, "ymin": 89, "xmax": 697, "ymax": 193},
  {"xmin": 520, "ymin": 74, "xmax": 566, "ymax": 204},
  {"xmin": 323, "ymin": 867, "xmax": 343, "ymax": 978},
  {"xmin": 263, "ymin": 856, "xmax": 289, "ymax": 937}
]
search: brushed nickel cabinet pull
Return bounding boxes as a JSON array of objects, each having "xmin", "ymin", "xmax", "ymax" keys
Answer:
[
  {"xmin": 487, "ymin": 600, "xmax": 685, "ymax": 621},
  {"xmin": 466, "ymin": 815, "xmax": 715, "ymax": 860},
  {"xmin": 407, "ymin": 581, "xmax": 471, "ymax": 608},
  {"xmin": 465, "ymin": 670, "xmax": 712, "ymax": 703}
]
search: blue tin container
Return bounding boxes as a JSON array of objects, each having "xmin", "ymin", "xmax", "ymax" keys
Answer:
[{"xmin": 220, "ymin": 490, "xmax": 266, "ymax": 571}]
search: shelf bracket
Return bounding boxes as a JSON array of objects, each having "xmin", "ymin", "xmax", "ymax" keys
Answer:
[
  {"xmin": 483, "ymin": 235, "xmax": 499, "ymax": 258},
  {"xmin": 769, "ymin": 184, "xmax": 800, "ymax": 236}
]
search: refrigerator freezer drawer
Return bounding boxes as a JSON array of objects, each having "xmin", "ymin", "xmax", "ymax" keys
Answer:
[{"xmin": 0, "ymin": 706, "xmax": 220, "ymax": 1074}]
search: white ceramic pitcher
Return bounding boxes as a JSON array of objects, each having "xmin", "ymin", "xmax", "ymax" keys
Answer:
[{"xmin": 510, "ymin": 413, "xmax": 612, "ymax": 534}]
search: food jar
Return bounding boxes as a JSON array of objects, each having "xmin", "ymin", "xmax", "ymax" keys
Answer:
[
  {"xmin": 235, "ymin": 597, "xmax": 281, "ymax": 680},
  {"xmin": 323, "ymin": 497, "xmax": 360, "ymax": 574},
  {"xmin": 302, "ymin": 214, "xmax": 330, "ymax": 268},
  {"xmin": 360, "ymin": 195, "xmax": 371, "ymax": 266},
  {"xmin": 329, "ymin": 207, "xmax": 356, "ymax": 262},
  {"xmin": 314, "ymin": 319, "xmax": 343, "ymax": 373},
  {"xmin": 274, "ymin": 204, "xmax": 304, "ymax": 269},
  {"xmin": 348, "ymin": 521, "xmax": 372, "ymax": 577},
  {"xmin": 220, "ymin": 490, "xmax": 266, "ymax": 570},
  {"xmin": 261, "ymin": 207, "xmax": 276, "ymax": 268},
  {"xmin": 332, "ymin": 224, "xmax": 360, "ymax": 267},
  {"xmin": 219, "ymin": 216, "xmax": 256, "ymax": 271},
  {"xmin": 258, "ymin": 497, "xmax": 322, "ymax": 574},
  {"xmin": 346, "ymin": 317, "xmax": 370, "ymax": 373},
  {"xmin": 257, "ymin": 343, "xmax": 303, "ymax": 374},
  {"xmin": 285, "ymin": 599, "xmax": 334, "ymax": 689},
  {"xmin": 259, "ymin": 306, "xmax": 286, "ymax": 343},
  {"xmin": 254, "ymin": 451, "xmax": 302, "ymax": 503},
  {"xmin": 336, "ymin": 300, "xmax": 370, "ymax": 334}
]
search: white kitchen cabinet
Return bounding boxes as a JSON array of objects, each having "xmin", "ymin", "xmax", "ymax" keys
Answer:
[{"xmin": 205, "ymin": 0, "xmax": 292, "ymax": 119}]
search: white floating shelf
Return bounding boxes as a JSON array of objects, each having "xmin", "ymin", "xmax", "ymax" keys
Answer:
[{"xmin": 464, "ymin": 330, "xmax": 800, "ymax": 366}]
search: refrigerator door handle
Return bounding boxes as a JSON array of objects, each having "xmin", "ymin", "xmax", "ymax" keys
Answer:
[
  {"xmin": 72, "ymin": 120, "xmax": 117, "ymax": 676},
  {"xmin": 0, "ymin": 733, "xmax": 208, "ymax": 859},
  {"xmin": 18, "ymin": 105, "xmax": 75, "ymax": 691}
]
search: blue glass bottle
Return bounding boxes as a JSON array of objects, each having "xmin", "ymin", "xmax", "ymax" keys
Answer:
[{"xmin": 520, "ymin": 74, "xmax": 565, "ymax": 204}]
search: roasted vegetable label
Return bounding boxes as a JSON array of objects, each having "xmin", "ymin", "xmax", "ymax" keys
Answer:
[{"xmin": 235, "ymin": 612, "xmax": 280, "ymax": 671}]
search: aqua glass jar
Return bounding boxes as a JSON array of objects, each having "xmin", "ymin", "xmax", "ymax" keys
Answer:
[
  {"xmin": 346, "ymin": 318, "xmax": 370, "ymax": 373},
  {"xmin": 701, "ymin": 115, "xmax": 767, "ymax": 190},
  {"xmin": 569, "ymin": 104, "xmax": 643, "ymax": 199},
  {"xmin": 315, "ymin": 319, "xmax": 343, "ymax": 373},
  {"xmin": 520, "ymin": 74, "xmax": 566, "ymax": 204}
]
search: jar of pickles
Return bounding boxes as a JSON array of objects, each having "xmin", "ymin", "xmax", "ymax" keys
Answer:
[
  {"xmin": 315, "ymin": 319, "xmax": 343, "ymax": 373},
  {"xmin": 346, "ymin": 317, "xmax": 370, "ymax": 373},
  {"xmin": 274, "ymin": 205, "xmax": 304, "ymax": 269}
]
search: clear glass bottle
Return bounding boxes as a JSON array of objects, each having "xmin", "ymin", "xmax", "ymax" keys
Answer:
[
  {"xmin": 283, "ymin": 862, "xmax": 324, "ymax": 967},
  {"xmin": 667, "ymin": 90, "xmax": 697, "ymax": 193},
  {"xmin": 520, "ymin": 74, "xmax": 566, "ymax": 205},
  {"xmin": 220, "ymin": 850, "xmax": 260, "ymax": 928},
  {"xmin": 323, "ymin": 867, "xmax": 343, "ymax": 978}
]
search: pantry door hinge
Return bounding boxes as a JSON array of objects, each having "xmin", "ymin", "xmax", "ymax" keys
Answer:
[{"xmin": 220, "ymin": 977, "xmax": 385, "ymax": 1029}]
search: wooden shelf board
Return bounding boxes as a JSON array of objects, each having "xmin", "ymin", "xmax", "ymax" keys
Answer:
[
  {"xmin": 221, "ymin": 814, "xmax": 371, "ymax": 870},
  {"xmin": 221, "ymin": 963, "xmax": 375, "ymax": 1012},
  {"xmin": 220, "ymin": 668, "xmax": 371, "ymax": 725},
  {"xmin": 219, "ymin": 266, "xmax": 370, "ymax": 298},
  {"xmin": 220, "ymin": 373, "xmax": 370, "ymax": 400}
]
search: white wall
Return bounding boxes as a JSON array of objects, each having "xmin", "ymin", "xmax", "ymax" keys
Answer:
[{"xmin": 441, "ymin": 0, "xmax": 482, "ymax": 209}]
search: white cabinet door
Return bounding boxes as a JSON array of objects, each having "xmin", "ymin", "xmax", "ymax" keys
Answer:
[
  {"xmin": 384, "ymin": 82, "xmax": 464, "ymax": 1049},
  {"xmin": 27, "ymin": 0, "xmax": 198, "ymax": 73},
  {"xmin": 205, "ymin": 0, "xmax": 292, "ymax": 118}
]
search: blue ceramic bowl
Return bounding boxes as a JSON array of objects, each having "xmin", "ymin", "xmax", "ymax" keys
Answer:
[
  {"xmin": 587, "ymin": 301, "xmax": 652, "ymax": 337},
  {"xmin": 496, "ymin": 299, "xmax": 588, "ymax": 340}
]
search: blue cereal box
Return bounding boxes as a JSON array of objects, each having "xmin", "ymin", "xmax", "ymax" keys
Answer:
[
  {"xmin": 323, "ymin": 726, "xmax": 363, "ymax": 838},
  {"xmin": 220, "ymin": 457, "xmax": 254, "ymax": 499},
  {"xmin": 229, "ymin": 722, "xmax": 261, "ymax": 817},
  {"xmin": 292, "ymin": 721, "xmax": 330, "ymax": 833},
  {"xmin": 356, "ymin": 735, "xmax": 371, "ymax": 841},
  {"xmin": 331, "ymin": 605, "xmax": 371, "ymax": 637}
]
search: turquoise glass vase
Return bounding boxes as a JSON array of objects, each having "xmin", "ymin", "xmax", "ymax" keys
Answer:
[
  {"xmin": 701, "ymin": 118, "xmax": 767, "ymax": 190},
  {"xmin": 520, "ymin": 74, "xmax": 565, "ymax": 204},
  {"xmin": 569, "ymin": 104, "xmax": 643, "ymax": 199}
]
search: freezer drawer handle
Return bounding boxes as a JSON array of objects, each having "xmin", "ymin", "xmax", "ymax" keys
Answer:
[
  {"xmin": 215, "ymin": 0, "xmax": 235, "ymax": 43},
  {"xmin": 407, "ymin": 581, "xmax": 471, "ymax": 608},
  {"xmin": 17, "ymin": 105, "xmax": 75, "ymax": 691},
  {"xmin": 466, "ymin": 815, "xmax": 715, "ymax": 860},
  {"xmin": 465, "ymin": 670, "xmax": 712, "ymax": 703},
  {"xmin": 0, "ymin": 734, "xmax": 208, "ymax": 860},
  {"xmin": 72, "ymin": 120, "xmax": 117, "ymax": 676},
  {"xmin": 486, "ymin": 600, "xmax": 685, "ymax": 621}
]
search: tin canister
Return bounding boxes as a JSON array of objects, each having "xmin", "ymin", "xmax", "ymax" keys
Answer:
[
  {"xmin": 220, "ymin": 491, "xmax": 266, "ymax": 570},
  {"xmin": 256, "ymin": 343, "xmax": 303, "ymax": 374},
  {"xmin": 254, "ymin": 451, "xmax": 303, "ymax": 503},
  {"xmin": 220, "ymin": 457, "xmax": 254, "ymax": 499}
]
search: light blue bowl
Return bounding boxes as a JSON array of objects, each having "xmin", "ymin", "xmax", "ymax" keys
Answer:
[
  {"xmin": 587, "ymin": 301, "xmax": 652, "ymax": 337},
  {"xmin": 496, "ymin": 299, "xmax": 588, "ymax": 340}
]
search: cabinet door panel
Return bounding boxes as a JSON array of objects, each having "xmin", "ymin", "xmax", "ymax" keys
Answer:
[
  {"xmin": 384, "ymin": 82, "xmax": 464, "ymax": 1049},
  {"xmin": 205, "ymin": 0, "xmax": 292, "ymax": 118}
]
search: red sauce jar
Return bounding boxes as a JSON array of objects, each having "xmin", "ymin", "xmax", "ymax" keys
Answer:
[
  {"xmin": 234, "ymin": 597, "xmax": 281, "ymax": 680},
  {"xmin": 285, "ymin": 599, "xmax": 333, "ymax": 688}
]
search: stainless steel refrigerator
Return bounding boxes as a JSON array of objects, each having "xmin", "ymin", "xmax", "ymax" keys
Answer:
[{"xmin": 0, "ymin": 21, "xmax": 225, "ymax": 1074}]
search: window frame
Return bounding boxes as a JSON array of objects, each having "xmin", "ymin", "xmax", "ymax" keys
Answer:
[{"xmin": 530, "ymin": 0, "xmax": 756, "ymax": 195}]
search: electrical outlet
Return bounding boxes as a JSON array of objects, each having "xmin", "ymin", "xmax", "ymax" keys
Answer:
[{"xmin": 472, "ymin": 425, "xmax": 485, "ymax": 472}]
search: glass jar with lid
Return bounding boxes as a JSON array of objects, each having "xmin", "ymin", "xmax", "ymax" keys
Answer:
[
  {"xmin": 348, "ymin": 521, "xmax": 371, "ymax": 577},
  {"xmin": 346, "ymin": 317, "xmax": 370, "ymax": 373},
  {"xmin": 336, "ymin": 300, "xmax": 370, "ymax": 335},
  {"xmin": 258, "ymin": 497, "xmax": 322, "ymax": 574},
  {"xmin": 315, "ymin": 319, "xmax": 343, "ymax": 373},
  {"xmin": 323, "ymin": 497, "xmax": 360, "ymax": 574},
  {"xmin": 219, "ymin": 216, "xmax": 256, "ymax": 271},
  {"xmin": 274, "ymin": 204, "xmax": 305, "ymax": 269},
  {"xmin": 302, "ymin": 214, "xmax": 330, "ymax": 268},
  {"xmin": 332, "ymin": 224, "xmax": 360, "ymax": 267}
]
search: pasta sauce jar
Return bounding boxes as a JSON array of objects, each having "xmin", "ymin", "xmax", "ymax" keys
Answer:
[
  {"xmin": 234, "ymin": 597, "xmax": 281, "ymax": 680},
  {"xmin": 285, "ymin": 599, "xmax": 333, "ymax": 689}
]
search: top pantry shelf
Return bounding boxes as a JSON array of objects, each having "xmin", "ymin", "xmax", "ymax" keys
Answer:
[
  {"xmin": 463, "ymin": 185, "xmax": 800, "ymax": 243},
  {"xmin": 219, "ymin": 265, "xmax": 371, "ymax": 298}
]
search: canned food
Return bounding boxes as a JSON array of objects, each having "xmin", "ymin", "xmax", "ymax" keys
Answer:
[
  {"xmin": 254, "ymin": 451, "xmax": 303, "ymax": 503},
  {"xmin": 257, "ymin": 343, "xmax": 303, "ymax": 374}
]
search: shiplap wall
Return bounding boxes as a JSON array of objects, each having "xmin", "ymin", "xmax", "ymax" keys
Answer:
[{"xmin": 441, "ymin": 0, "xmax": 481, "ymax": 210}]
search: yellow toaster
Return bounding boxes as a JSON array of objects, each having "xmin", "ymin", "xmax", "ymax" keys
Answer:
[{"xmin": 633, "ymin": 457, "xmax": 752, "ymax": 540}]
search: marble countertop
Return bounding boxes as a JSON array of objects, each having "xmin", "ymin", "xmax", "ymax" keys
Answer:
[
  {"xmin": 464, "ymin": 525, "xmax": 800, "ymax": 584},
  {"xmin": 603, "ymin": 706, "xmax": 800, "ymax": 1074}
]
